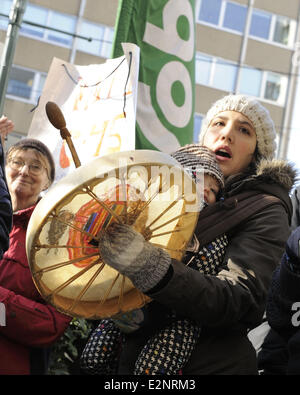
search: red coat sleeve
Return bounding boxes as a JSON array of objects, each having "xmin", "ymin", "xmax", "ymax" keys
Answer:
[{"xmin": 0, "ymin": 286, "xmax": 71, "ymax": 347}]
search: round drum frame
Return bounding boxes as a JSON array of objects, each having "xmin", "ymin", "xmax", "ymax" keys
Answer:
[{"xmin": 26, "ymin": 150, "xmax": 199, "ymax": 319}]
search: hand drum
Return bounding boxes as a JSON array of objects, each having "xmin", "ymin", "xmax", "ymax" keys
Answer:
[{"xmin": 26, "ymin": 150, "xmax": 199, "ymax": 319}]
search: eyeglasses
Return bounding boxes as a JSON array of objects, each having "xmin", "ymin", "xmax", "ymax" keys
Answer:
[{"xmin": 8, "ymin": 158, "xmax": 46, "ymax": 176}]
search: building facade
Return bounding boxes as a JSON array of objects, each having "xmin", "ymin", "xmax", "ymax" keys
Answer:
[
  {"xmin": 195, "ymin": 0, "xmax": 300, "ymax": 159},
  {"xmin": 0, "ymin": 0, "xmax": 299, "ymax": 157},
  {"xmin": 0, "ymin": 0, "xmax": 118, "ymax": 147}
]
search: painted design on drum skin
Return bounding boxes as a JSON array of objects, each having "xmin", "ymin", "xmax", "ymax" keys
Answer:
[
  {"xmin": 66, "ymin": 184, "xmax": 140, "ymax": 268},
  {"xmin": 47, "ymin": 209, "xmax": 74, "ymax": 254},
  {"xmin": 67, "ymin": 197, "xmax": 124, "ymax": 268}
]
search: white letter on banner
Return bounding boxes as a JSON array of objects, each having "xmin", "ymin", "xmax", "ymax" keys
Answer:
[
  {"xmin": 156, "ymin": 61, "xmax": 192, "ymax": 128},
  {"xmin": 143, "ymin": 0, "xmax": 194, "ymax": 62},
  {"xmin": 0, "ymin": 303, "xmax": 6, "ymax": 326},
  {"xmin": 136, "ymin": 82, "xmax": 180, "ymax": 153}
]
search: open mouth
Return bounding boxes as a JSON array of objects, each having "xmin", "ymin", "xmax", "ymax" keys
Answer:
[{"xmin": 215, "ymin": 149, "xmax": 231, "ymax": 159}]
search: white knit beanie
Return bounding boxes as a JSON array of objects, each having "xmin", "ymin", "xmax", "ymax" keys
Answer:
[{"xmin": 198, "ymin": 94, "xmax": 277, "ymax": 160}]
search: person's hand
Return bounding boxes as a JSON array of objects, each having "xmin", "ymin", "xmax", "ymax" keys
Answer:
[
  {"xmin": 0, "ymin": 116, "xmax": 14, "ymax": 145},
  {"xmin": 98, "ymin": 222, "xmax": 171, "ymax": 292},
  {"xmin": 98, "ymin": 222, "xmax": 147, "ymax": 274}
]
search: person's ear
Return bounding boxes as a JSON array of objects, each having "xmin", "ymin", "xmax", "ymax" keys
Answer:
[{"xmin": 251, "ymin": 145, "xmax": 259, "ymax": 164}]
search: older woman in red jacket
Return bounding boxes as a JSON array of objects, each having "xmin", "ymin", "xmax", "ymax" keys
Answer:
[{"xmin": 0, "ymin": 138, "xmax": 71, "ymax": 375}]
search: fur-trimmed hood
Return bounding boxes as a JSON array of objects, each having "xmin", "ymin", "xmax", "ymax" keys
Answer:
[
  {"xmin": 225, "ymin": 158, "xmax": 298, "ymax": 202},
  {"xmin": 255, "ymin": 159, "xmax": 298, "ymax": 192}
]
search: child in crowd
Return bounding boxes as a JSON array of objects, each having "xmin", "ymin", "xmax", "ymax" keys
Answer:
[{"xmin": 80, "ymin": 145, "xmax": 227, "ymax": 375}]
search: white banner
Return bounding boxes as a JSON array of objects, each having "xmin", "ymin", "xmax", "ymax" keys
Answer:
[{"xmin": 28, "ymin": 43, "xmax": 140, "ymax": 182}]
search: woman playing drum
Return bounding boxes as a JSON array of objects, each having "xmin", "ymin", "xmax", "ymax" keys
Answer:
[{"xmin": 97, "ymin": 94, "xmax": 297, "ymax": 375}]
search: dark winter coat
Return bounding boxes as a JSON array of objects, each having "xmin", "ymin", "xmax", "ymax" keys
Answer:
[
  {"xmin": 117, "ymin": 159, "xmax": 296, "ymax": 375},
  {"xmin": 0, "ymin": 140, "xmax": 12, "ymax": 258},
  {"xmin": 0, "ymin": 205, "xmax": 71, "ymax": 375},
  {"xmin": 258, "ymin": 226, "xmax": 300, "ymax": 375}
]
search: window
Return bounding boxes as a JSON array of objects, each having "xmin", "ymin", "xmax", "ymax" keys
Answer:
[
  {"xmin": 199, "ymin": 0, "xmax": 222, "ymax": 25},
  {"xmin": 250, "ymin": 9, "xmax": 296, "ymax": 47},
  {"xmin": 239, "ymin": 67, "xmax": 262, "ymax": 97},
  {"xmin": 194, "ymin": 114, "xmax": 203, "ymax": 142},
  {"xmin": 19, "ymin": 3, "xmax": 76, "ymax": 47},
  {"xmin": 0, "ymin": 0, "xmax": 12, "ymax": 30},
  {"xmin": 195, "ymin": 54, "xmax": 211, "ymax": 85},
  {"xmin": 250, "ymin": 9, "xmax": 271, "ymax": 40},
  {"xmin": 76, "ymin": 20, "xmax": 113, "ymax": 58},
  {"xmin": 195, "ymin": 52, "xmax": 237, "ymax": 92},
  {"xmin": 77, "ymin": 20, "xmax": 104, "ymax": 55},
  {"xmin": 36, "ymin": 74, "xmax": 47, "ymax": 99},
  {"xmin": 196, "ymin": 1, "xmax": 296, "ymax": 47},
  {"xmin": 195, "ymin": 51, "xmax": 287, "ymax": 105},
  {"xmin": 7, "ymin": 65, "xmax": 46, "ymax": 103},
  {"xmin": 197, "ymin": 0, "xmax": 247, "ymax": 34},
  {"xmin": 223, "ymin": 2, "xmax": 247, "ymax": 33},
  {"xmin": 238, "ymin": 65, "xmax": 287, "ymax": 105},
  {"xmin": 47, "ymin": 11, "xmax": 76, "ymax": 46},
  {"xmin": 264, "ymin": 72, "xmax": 281, "ymax": 102},
  {"xmin": 0, "ymin": 2, "xmax": 114, "ymax": 56},
  {"xmin": 7, "ymin": 68, "xmax": 34, "ymax": 99},
  {"xmin": 212, "ymin": 59, "xmax": 237, "ymax": 92},
  {"xmin": 274, "ymin": 16, "xmax": 290, "ymax": 45},
  {"xmin": 21, "ymin": 4, "xmax": 47, "ymax": 38}
]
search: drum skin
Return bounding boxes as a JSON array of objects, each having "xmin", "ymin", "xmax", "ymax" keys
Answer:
[{"xmin": 26, "ymin": 150, "xmax": 199, "ymax": 319}]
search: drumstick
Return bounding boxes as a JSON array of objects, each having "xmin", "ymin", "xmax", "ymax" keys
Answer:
[{"xmin": 45, "ymin": 101, "xmax": 81, "ymax": 168}]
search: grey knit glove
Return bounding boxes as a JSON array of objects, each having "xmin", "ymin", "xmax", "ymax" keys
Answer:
[{"xmin": 98, "ymin": 223, "xmax": 171, "ymax": 293}]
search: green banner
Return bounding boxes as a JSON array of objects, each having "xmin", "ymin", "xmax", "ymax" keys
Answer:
[{"xmin": 112, "ymin": 0, "xmax": 195, "ymax": 152}]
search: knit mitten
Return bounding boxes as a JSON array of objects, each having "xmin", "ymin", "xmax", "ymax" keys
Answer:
[{"xmin": 98, "ymin": 223, "xmax": 171, "ymax": 293}]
